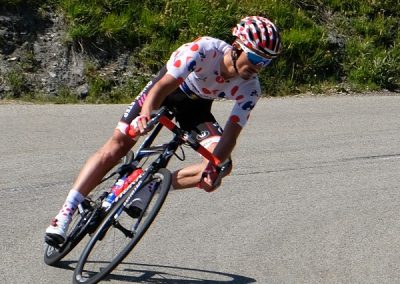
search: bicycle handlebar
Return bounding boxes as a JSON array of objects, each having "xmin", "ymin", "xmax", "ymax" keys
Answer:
[
  {"xmin": 129, "ymin": 107, "xmax": 224, "ymax": 168},
  {"xmin": 129, "ymin": 106, "xmax": 230, "ymax": 189},
  {"xmin": 158, "ymin": 114, "xmax": 222, "ymax": 167},
  {"xmin": 158, "ymin": 109, "xmax": 231, "ymax": 188}
]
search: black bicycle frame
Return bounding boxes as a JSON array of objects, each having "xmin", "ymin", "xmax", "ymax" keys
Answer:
[{"xmin": 135, "ymin": 123, "xmax": 182, "ymax": 170}]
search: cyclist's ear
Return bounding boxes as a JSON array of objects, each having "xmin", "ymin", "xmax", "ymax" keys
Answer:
[
  {"xmin": 231, "ymin": 41, "xmax": 242, "ymax": 60},
  {"xmin": 232, "ymin": 49, "xmax": 238, "ymax": 60}
]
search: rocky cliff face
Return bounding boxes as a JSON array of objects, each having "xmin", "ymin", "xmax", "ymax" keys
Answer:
[{"xmin": 0, "ymin": 6, "xmax": 133, "ymax": 99}]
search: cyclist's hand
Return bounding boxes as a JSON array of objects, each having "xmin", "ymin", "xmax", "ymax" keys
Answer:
[
  {"xmin": 198, "ymin": 162, "xmax": 221, "ymax": 192},
  {"xmin": 128, "ymin": 114, "xmax": 150, "ymax": 138}
]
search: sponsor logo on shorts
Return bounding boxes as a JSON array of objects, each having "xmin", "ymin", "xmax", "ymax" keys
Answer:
[{"xmin": 196, "ymin": 130, "xmax": 210, "ymax": 140}]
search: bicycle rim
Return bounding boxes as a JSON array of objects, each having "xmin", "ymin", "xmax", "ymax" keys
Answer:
[{"xmin": 73, "ymin": 168, "xmax": 172, "ymax": 284}]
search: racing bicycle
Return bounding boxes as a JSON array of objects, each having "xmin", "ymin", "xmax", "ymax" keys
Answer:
[{"xmin": 43, "ymin": 106, "xmax": 229, "ymax": 284}]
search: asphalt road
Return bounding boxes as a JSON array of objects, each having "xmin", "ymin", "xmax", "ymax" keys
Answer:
[{"xmin": 1, "ymin": 95, "xmax": 400, "ymax": 284}]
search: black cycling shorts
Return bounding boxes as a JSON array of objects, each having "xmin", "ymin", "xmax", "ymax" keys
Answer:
[{"xmin": 118, "ymin": 66, "xmax": 223, "ymax": 145}]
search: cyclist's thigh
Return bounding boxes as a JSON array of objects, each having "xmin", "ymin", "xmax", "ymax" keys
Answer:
[
  {"xmin": 164, "ymin": 94, "xmax": 224, "ymax": 150},
  {"xmin": 191, "ymin": 121, "xmax": 223, "ymax": 151},
  {"xmin": 192, "ymin": 121, "xmax": 233, "ymax": 174}
]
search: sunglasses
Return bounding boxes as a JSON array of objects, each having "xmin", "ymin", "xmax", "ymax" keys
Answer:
[{"xmin": 238, "ymin": 42, "xmax": 272, "ymax": 67}]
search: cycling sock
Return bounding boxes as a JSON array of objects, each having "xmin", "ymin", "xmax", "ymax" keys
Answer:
[{"xmin": 56, "ymin": 190, "xmax": 85, "ymax": 221}]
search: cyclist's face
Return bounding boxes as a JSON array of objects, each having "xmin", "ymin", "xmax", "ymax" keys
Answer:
[
  {"xmin": 234, "ymin": 41, "xmax": 273, "ymax": 80},
  {"xmin": 236, "ymin": 52, "xmax": 263, "ymax": 80}
]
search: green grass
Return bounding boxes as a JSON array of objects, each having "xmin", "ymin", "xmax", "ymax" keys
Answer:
[{"xmin": 1, "ymin": 0, "xmax": 399, "ymax": 101}]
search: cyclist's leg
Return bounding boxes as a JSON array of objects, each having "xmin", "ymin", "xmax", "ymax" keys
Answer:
[
  {"xmin": 45, "ymin": 69, "xmax": 167, "ymax": 244},
  {"xmin": 45, "ymin": 123, "xmax": 138, "ymax": 243},
  {"xmin": 71, "ymin": 131, "xmax": 136, "ymax": 197},
  {"xmin": 45, "ymin": 129, "xmax": 137, "ymax": 244},
  {"xmin": 73, "ymin": 67, "xmax": 171, "ymax": 197}
]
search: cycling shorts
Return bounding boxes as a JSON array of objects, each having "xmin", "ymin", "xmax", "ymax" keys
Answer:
[{"xmin": 117, "ymin": 66, "xmax": 223, "ymax": 148}]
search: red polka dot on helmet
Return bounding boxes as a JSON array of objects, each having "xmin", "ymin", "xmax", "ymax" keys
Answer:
[{"xmin": 232, "ymin": 16, "xmax": 283, "ymax": 58}]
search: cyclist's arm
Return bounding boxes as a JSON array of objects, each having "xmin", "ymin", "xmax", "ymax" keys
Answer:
[
  {"xmin": 136, "ymin": 74, "xmax": 181, "ymax": 133},
  {"xmin": 213, "ymin": 119, "xmax": 242, "ymax": 162},
  {"xmin": 199, "ymin": 120, "xmax": 241, "ymax": 191},
  {"xmin": 140, "ymin": 38, "xmax": 207, "ymax": 119}
]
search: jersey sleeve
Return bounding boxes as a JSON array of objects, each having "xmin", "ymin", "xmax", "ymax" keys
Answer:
[{"xmin": 229, "ymin": 85, "xmax": 261, "ymax": 128}]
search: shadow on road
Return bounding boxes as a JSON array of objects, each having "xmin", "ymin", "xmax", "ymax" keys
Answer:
[{"xmin": 55, "ymin": 260, "xmax": 256, "ymax": 283}]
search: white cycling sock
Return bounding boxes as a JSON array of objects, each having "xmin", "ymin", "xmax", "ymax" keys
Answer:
[{"xmin": 56, "ymin": 190, "xmax": 85, "ymax": 221}]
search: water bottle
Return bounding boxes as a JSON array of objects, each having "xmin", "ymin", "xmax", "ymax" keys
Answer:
[
  {"xmin": 125, "ymin": 168, "xmax": 143, "ymax": 185},
  {"xmin": 102, "ymin": 168, "xmax": 144, "ymax": 210},
  {"xmin": 102, "ymin": 175, "xmax": 127, "ymax": 210}
]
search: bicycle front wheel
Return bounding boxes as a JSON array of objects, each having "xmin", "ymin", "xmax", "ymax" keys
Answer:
[{"xmin": 73, "ymin": 168, "xmax": 172, "ymax": 284}]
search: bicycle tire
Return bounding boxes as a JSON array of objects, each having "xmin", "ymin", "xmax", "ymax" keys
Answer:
[
  {"xmin": 44, "ymin": 155, "xmax": 132, "ymax": 266},
  {"xmin": 73, "ymin": 168, "xmax": 172, "ymax": 284}
]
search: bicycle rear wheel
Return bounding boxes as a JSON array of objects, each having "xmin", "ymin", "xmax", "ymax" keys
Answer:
[
  {"xmin": 44, "ymin": 199, "xmax": 95, "ymax": 266},
  {"xmin": 44, "ymin": 153, "xmax": 134, "ymax": 266},
  {"xmin": 73, "ymin": 168, "xmax": 172, "ymax": 284}
]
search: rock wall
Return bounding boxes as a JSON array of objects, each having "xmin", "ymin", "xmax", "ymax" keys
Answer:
[{"xmin": 0, "ymin": 6, "xmax": 133, "ymax": 99}]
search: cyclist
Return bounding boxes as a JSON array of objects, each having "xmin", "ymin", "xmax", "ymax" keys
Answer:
[{"xmin": 45, "ymin": 16, "xmax": 283, "ymax": 244}]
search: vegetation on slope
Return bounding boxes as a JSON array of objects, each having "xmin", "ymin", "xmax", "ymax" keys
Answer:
[{"xmin": 1, "ymin": 0, "xmax": 399, "ymax": 101}]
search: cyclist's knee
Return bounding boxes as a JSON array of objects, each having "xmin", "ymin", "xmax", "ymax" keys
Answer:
[{"xmin": 98, "ymin": 130, "xmax": 135, "ymax": 163}]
